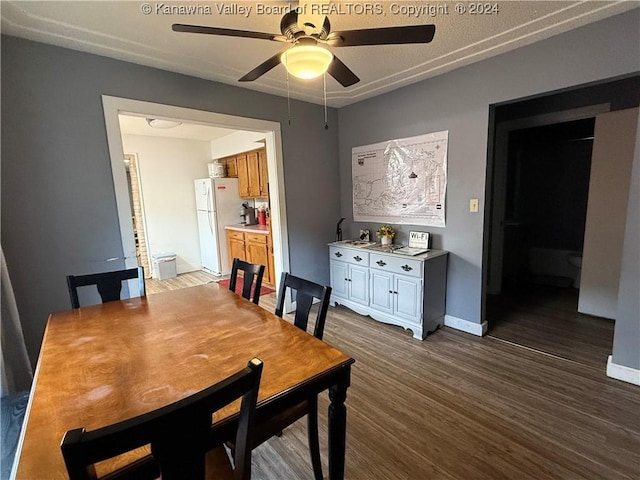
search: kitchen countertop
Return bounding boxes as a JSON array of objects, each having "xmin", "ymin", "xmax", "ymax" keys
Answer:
[{"xmin": 225, "ymin": 224, "xmax": 270, "ymax": 234}]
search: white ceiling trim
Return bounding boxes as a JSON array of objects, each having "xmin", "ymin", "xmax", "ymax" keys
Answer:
[
  {"xmin": 328, "ymin": 2, "xmax": 637, "ymax": 105},
  {"xmin": 1, "ymin": 2, "xmax": 246, "ymax": 82}
]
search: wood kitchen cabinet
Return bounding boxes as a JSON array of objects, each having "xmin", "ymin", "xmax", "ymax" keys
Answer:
[
  {"xmin": 266, "ymin": 229, "xmax": 274, "ymax": 285},
  {"xmin": 225, "ymin": 227, "xmax": 275, "ymax": 285},
  {"xmin": 235, "ymin": 148, "xmax": 268, "ymax": 199},
  {"xmin": 246, "ymin": 151, "xmax": 261, "ymax": 198},
  {"xmin": 236, "ymin": 153, "xmax": 250, "ymax": 197},
  {"xmin": 220, "ymin": 155, "xmax": 237, "ymax": 178},
  {"xmin": 245, "ymin": 233, "xmax": 269, "ymax": 279},
  {"xmin": 258, "ymin": 149, "xmax": 269, "ymax": 197},
  {"xmin": 218, "ymin": 148, "xmax": 268, "ymax": 199},
  {"xmin": 227, "ymin": 230, "xmax": 246, "ymax": 266}
]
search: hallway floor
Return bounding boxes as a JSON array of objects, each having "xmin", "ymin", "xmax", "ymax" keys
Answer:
[{"xmin": 486, "ymin": 284, "xmax": 615, "ymax": 369}]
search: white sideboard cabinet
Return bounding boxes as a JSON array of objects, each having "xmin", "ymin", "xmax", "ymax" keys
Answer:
[{"xmin": 329, "ymin": 242, "xmax": 448, "ymax": 340}]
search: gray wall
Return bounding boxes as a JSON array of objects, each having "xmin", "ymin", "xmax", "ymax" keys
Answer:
[
  {"xmin": 1, "ymin": 35, "xmax": 340, "ymax": 364},
  {"xmin": 613, "ymin": 113, "xmax": 640, "ymax": 370},
  {"xmin": 337, "ymin": 10, "xmax": 640, "ymax": 329}
]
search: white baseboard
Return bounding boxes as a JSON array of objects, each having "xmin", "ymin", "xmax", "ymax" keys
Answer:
[
  {"xmin": 607, "ymin": 355, "xmax": 640, "ymax": 386},
  {"xmin": 444, "ymin": 315, "xmax": 487, "ymax": 336}
]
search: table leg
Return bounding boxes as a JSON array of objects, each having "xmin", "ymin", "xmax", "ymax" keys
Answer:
[{"xmin": 328, "ymin": 365, "xmax": 351, "ymax": 480}]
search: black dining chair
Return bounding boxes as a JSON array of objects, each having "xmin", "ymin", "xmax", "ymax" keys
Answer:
[
  {"xmin": 228, "ymin": 258, "xmax": 265, "ymax": 305},
  {"xmin": 66, "ymin": 266, "xmax": 145, "ymax": 309},
  {"xmin": 61, "ymin": 358, "xmax": 264, "ymax": 480},
  {"xmin": 275, "ymin": 272, "xmax": 332, "ymax": 341},
  {"xmin": 263, "ymin": 272, "xmax": 332, "ymax": 480}
]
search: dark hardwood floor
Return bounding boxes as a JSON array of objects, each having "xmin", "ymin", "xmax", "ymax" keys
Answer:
[
  {"xmin": 486, "ymin": 284, "xmax": 615, "ymax": 369},
  {"xmin": 252, "ymin": 293, "xmax": 639, "ymax": 480}
]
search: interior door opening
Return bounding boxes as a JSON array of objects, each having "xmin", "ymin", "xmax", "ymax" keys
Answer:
[
  {"xmin": 484, "ymin": 114, "xmax": 617, "ymax": 369},
  {"xmin": 483, "ymin": 75, "xmax": 640, "ymax": 369},
  {"xmin": 102, "ymin": 96, "xmax": 291, "ymax": 310},
  {"xmin": 500, "ymin": 118, "xmax": 594, "ymax": 293}
]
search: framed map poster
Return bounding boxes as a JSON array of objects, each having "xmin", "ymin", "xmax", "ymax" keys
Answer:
[{"xmin": 352, "ymin": 131, "xmax": 448, "ymax": 227}]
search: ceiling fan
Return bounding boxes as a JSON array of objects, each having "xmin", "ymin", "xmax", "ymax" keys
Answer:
[{"xmin": 172, "ymin": 7, "xmax": 435, "ymax": 87}]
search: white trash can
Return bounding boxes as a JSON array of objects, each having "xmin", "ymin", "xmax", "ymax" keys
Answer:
[{"xmin": 152, "ymin": 253, "xmax": 177, "ymax": 280}]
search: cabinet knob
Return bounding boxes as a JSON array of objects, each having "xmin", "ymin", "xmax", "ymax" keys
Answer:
[
  {"xmin": 354, "ymin": 256, "xmax": 363, "ymax": 262},
  {"xmin": 376, "ymin": 260, "xmax": 387, "ymax": 267},
  {"xmin": 389, "ymin": 290, "xmax": 393, "ymax": 294},
  {"xmin": 334, "ymin": 251, "xmax": 343, "ymax": 258},
  {"xmin": 401, "ymin": 265, "xmax": 413, "ymax": 272}
]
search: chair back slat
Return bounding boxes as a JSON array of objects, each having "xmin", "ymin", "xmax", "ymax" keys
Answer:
[
  {"xmin": 229, "ymin": 258, "xmax": 265, "ymax": 305},
  {"xmin": 67, "ymin": 267, "xmax": 145, "ymax": 309},
  {"xmin": 96, "ymin": 278, "xmax": 125, "ymax": 304},
  {"xmin": 274, "ymin": 272, "xmax": 332, "ymax": 340}
]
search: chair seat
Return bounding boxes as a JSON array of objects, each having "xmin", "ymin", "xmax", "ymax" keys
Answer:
[
  {"xmin": 252, "ymin": 400, "xmax": 310, "ymax": 447},
  {"xmin": 87, "ymin": 447, "xmax": 235, "ymax": 480},
  {"xmin": 125, "ymin": 448, "xmax": 235, "ymax": 480},
  {"xmin": 204, "ymin": 446, "xmax": 235, "ymax": 480}
]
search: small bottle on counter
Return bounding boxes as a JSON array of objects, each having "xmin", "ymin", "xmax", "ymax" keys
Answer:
[{"xmin": 257, "ymin": 207, "xmax": 267, "ymax": 225}]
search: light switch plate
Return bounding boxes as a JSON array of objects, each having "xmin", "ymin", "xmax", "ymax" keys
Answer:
[
  {"xmin": 470, "ymin": 199, "xmax": 479, "ymax": 213},
  {"xmin": 359, "ymin": 229, "xmax": 370, "ymax": 241}
]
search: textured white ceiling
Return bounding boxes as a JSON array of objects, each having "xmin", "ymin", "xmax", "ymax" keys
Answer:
[
  {"xmin": 118, "ymin": 114, "xmax": 236, "ymax": 140},
  {"xmin": 1, "ymin": 1, "xmax": 636, "ymax": 107}
]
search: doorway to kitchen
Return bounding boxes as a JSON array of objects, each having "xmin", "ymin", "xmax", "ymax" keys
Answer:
[{"xmin": 102, "ymin": 96, "xmax": 291, "ymax": 306}]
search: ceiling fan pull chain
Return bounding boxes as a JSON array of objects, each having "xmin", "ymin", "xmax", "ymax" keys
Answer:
[{"xmin": 323, "ymin": 72, "xmax": 328, "ymax": 130}]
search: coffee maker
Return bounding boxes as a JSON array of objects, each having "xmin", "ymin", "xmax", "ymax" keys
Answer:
[{"xmin": 240, "ymin": 202, "xmax": 257, "ymax": 225}]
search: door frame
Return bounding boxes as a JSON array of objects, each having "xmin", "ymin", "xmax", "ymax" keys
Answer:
[
  {"xmin": 102, "ymin": 96, "xmax": 291, "ymax": 307},
  {"xmin": 124, "ymin": 153, "xmax": 152, "ymax": 275}
]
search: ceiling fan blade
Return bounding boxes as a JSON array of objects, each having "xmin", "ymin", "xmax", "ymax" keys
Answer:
[
  {"xmin": 327, "ymin": 55, "xmax": 360, "ymax": 87},
  {"xmin": 330, "ymin": 25, "xmax": 435, "ymax": 47},
  {"xmin": 239, "ymin": 52, "xmax": 284, "ymax": 82},
  {"xmin": 172, "ymin": 23, "xmax": 282, "ymax": 42}
]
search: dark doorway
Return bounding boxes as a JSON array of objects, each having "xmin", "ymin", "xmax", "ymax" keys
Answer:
[
  {"xmin": 482, "ymin": 74, "xmax": 640, "ymax": 368},
  {"xmin": 486, "ymin": 118, "xmax": 615, "ymax": 369},
  {"xmin": 501, "ymin": 118, "xmax": 594, "ymax": 291}
]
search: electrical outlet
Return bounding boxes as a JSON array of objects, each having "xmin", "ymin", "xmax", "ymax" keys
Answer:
[
  {"xmin": 359, "ymin": 229, "xmax": 370, "ymax": 241},
  {"xmin": 470, "ymin": 199, "xmax": 479, "ymax": 213}
]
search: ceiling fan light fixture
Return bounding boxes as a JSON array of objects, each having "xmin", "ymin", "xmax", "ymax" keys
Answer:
[
  {"xmin": 281, "ymin": 45, "xmax": 333, "ymax": 79},
  {"xmin": 146, "ymin": 118, "xmax": 182, "ymax": 129}
]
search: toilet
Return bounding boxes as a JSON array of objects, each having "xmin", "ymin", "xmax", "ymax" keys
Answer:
[
  {"xmin": 528, "ymin": 248, "xmax": 584, "ymax": 288},
  {"xmin": 566, "ymin": 252, "xmax": 583, "ymax": 288}
]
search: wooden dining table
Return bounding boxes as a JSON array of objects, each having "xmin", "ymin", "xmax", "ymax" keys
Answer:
[{"xmin": 13, "ymin": 283, "xmax": 354, "ymax": 479}]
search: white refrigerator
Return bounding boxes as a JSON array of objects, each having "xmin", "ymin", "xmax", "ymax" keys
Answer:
[{"xmin": 194, "ymin": 177, "xmax": 240, "ymax": 275}]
